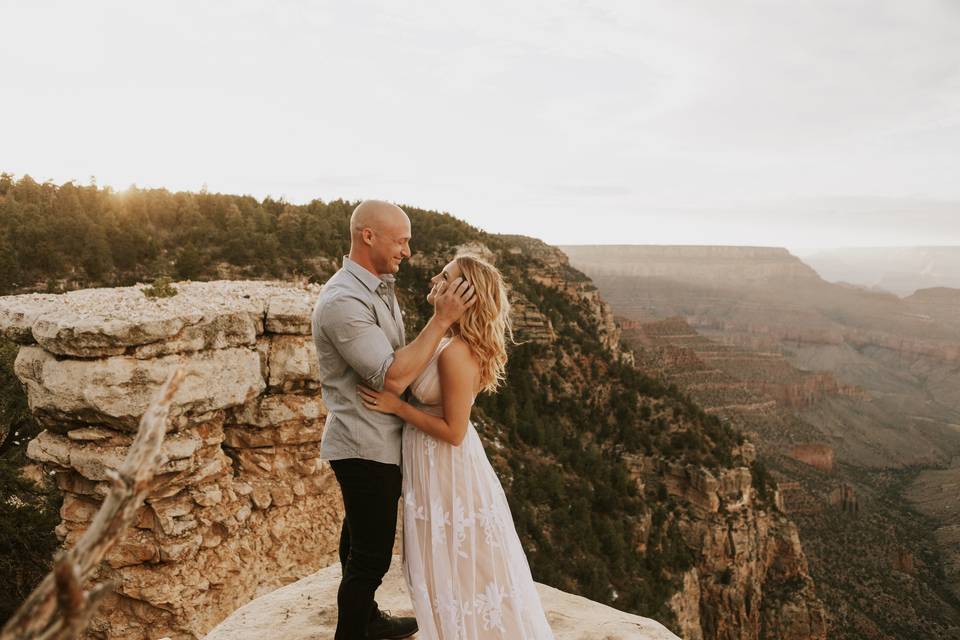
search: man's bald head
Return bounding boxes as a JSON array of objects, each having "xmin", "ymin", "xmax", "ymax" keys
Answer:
[
  {"xmin": 350, "ymin": 200, "xmax": 409, "ymax": 240},
  {"xmin": 348, "ymin": 200, "xmax": 412, "ymax": 275}
]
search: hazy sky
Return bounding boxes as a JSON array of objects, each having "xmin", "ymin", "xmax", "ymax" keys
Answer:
[{"xmin": 2, "ymin": 1, "xmax": 959, "ymax": 249}]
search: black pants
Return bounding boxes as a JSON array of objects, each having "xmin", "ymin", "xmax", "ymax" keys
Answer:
[{"xmin": 330, "ymin": 458, "xmax": 402, "ymax": 640}]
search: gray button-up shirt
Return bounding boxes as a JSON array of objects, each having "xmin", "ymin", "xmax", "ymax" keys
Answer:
[{"xmin": 312, "ymin": 256, "xmax": 407, "ymax": 466}]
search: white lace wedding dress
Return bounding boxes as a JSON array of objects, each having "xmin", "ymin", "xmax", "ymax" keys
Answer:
[{"xmin": 401, "ymin": 338, "xmax": 555, "ymax": 639}]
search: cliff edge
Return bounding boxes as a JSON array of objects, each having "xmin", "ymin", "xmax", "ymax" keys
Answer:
[{"xmin": 203, "ymin": 555, "xmax": 680, "ymax": 640}]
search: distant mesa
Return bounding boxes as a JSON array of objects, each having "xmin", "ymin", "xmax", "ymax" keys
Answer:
[
  {"xmin": 795, "ymin": 246, "xmax": 960, "ymax": 297},
  {"xmin": 560, "ymin": 244, "xmax": 824, "ymax": 287}
]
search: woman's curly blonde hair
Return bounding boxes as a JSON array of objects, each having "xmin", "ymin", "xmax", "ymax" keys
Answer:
[{"xmin": 451, "ymin": 253, "xmax": 513, "ymax": 393}]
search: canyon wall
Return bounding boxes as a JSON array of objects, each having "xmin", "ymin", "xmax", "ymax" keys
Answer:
[
  {"xmin": 571, "ymin": 245, "xmax": 960, "ymax": 639},
  {"xmin": 642, "ymin": 457, "xmax": 827, "ymax": 640},
  {"xmin": 508, "ymin": 236, "xmax": 630, "ymax": 358}
]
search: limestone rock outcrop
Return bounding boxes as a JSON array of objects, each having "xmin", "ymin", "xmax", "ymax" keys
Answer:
[
  {"xmin": 1, "ymin": 280, "xmax": 342, "ymax": 640},
  {"xmin": 640, "ymin": 458, "xmax": 827, "ymax": 640},
  {"xmin": 203, "ymin": 556, "xmax": 681, "ymax": 640},
  {"xmin": 507, "ymin": 236, "xmax": 631, "ymax": 360},
  {"xmin": 510, "ymin": 293, "xmax": 557, "ymax": 344}
]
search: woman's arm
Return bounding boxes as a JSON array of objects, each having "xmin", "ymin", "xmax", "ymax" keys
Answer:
[{"xmin": 358, "ymin": 339, "xmax": 479, "ymax": 446}]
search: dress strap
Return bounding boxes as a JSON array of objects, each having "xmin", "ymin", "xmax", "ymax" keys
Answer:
[{"xmin": 434, "ymin": 335, "xmax": 455, "ymax": 359}]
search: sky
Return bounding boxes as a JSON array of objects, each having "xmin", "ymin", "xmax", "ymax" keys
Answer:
[{"xmin": 2, "ymin": 0, "xmax": 959, "ymax": 250}]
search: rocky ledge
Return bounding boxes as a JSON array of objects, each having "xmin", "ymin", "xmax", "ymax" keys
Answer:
[
  {"xmin": 1, "ymin": 280, "xmax": 342, "ymax": 639},
  {"xmin": 0, "ymin": 279, "xmax": 317, "ymax": 357},
  {"xmin": 203, "ymin": 555, "xmax": 680, "ymax": 640}
]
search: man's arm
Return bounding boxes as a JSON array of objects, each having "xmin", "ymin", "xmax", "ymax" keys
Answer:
[
  {"xmin": 358, "ymin": 338, "xmax": 478, "ymax": 445},
  {"xmin": 318, "ymin": 295, "xmax": 397, "ymax": 391},
  {"xmin": 382, "ymin": 277, "xmax": 475, "ymax": 395}
]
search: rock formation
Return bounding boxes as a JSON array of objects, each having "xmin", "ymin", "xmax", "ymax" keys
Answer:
[
  {"xmin": 510, "ymin": 295, "xmax": 558, "ymax": 344},
  {"xmin": 633, "ymin": 458, "xmax": 827, "ymax": 640},
  {"xmin": 825, "ymin": 483, "xmax": 857, "ymax": 514},
  {"xmin": 507, "ymin": 236, "xmax": 630, "ymax": 360},
  {"xmin": 560, "ymin": 245, "xmax": 822, "ymax": 286},
  {"xmin": 787, "ymin": 445, "xmax": 834, "ymax": 474},
  {"xmin": 905, "ymin": 461, "xmax": 960, "ymax": 600},
  {"xmin": 1, "ymin": 281, "xmax": 343, "ymax": 639}
]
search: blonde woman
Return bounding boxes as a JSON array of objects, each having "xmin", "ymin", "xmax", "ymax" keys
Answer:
[{"xmin": 359, "ymin": 254, "xmax": 555, "ymax": 639}]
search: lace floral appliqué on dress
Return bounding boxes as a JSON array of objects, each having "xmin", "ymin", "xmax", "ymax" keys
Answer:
[{"xmin": 402, "ymin": 338, "xmax": 554, "ymax": 639}]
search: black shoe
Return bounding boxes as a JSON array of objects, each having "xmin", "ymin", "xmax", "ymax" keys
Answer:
[{"xmin": 366, "ymin": 608, "xmax": 418, "ymax": 639}]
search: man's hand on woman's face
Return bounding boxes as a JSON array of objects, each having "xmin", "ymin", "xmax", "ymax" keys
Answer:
[{"xmin": 434, "ymin": 277, "xmax": 477, "ymax": 327}]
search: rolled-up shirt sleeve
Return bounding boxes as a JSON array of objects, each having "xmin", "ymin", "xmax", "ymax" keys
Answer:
[{"xmin": 320, "ymin": 295, "xmax": 396, "ymax": 390}]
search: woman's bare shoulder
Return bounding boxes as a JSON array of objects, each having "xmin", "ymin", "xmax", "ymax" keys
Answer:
[
  {"xmin": 439, "ymin": 337, "xmax": 482, "ymax": 396},
  {"xmin": 439, "ymin": 337, "xmax": 481, "ymax": 371}
]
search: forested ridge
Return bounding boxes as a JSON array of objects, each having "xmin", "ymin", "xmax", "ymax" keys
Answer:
[
  {"xmin": 0, "ymin": 173, "xmax": 484, "ymax": 293},
  {"xmin": 0, "ymin": 174, "xmax": 759, "ymax": 631}
]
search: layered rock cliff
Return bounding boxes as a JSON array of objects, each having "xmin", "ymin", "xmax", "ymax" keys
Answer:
[
  {"xmin": 503, "ymin": 236, "xmax": 629, "ymax": 358},
  {"xmin": 563, "ymin": 244, "xmax": 960, "ymax": 468},
  {"xmin": 1, "ymin": 281, "xmax": 343, "ymax": 639},
  {"xmin": 632, "ymin": 455, "xmax": 826, "ymax": 640},
  {"xmin": 560, "ymin": 246, "xmax": 822, "ymax": 286}
]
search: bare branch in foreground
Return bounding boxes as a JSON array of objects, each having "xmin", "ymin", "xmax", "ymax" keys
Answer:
[{"xmin": 1, "ymin": 368, "xmax": 185, "ymax": 640}]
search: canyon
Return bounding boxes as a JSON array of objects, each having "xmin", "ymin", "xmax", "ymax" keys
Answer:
[
  {"xmin": 1, "ymin": 237, "xmax": 827, "ymax": 640},
  {"xmin": 0, "ymin": 177, "xmax": 833, "ymax": 640},
  {"xmin": 563, "ymin": 244, "xmax": 960, "ymax": 639},
  {"xmin": 2, "ymin": 281, "xmax": 344, "ymax": 639}
]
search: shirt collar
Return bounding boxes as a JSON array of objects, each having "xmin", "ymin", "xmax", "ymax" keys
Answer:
[{"xmin": 342, "ymin": 256, "xmax": 396, "ymax": 293}]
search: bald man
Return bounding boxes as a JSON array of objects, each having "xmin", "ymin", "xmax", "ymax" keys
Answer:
[{"xmin": 311, "ymin": 200, "xmax": 475, "ymax": 640}]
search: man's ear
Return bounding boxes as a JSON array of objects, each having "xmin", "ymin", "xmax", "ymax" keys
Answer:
[{"xmin": 361, "ymin": 228, "xmax": 376, "ymax": 246}]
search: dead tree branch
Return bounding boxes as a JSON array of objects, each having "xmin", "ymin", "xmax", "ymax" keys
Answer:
[{"xmin": 1, "ymin": 368, "xmax": 185, "ymax": 640}]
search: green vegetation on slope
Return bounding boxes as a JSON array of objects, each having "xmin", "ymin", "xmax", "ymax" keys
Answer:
[{"xmin": 0, "ymin": 173, "xmax": 485, "ymax": 293}]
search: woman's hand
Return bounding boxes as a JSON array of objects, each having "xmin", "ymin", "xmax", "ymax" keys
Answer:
[{"xmin": 358, "ymin": 385, "xmax": 404, "ymax": 415}]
